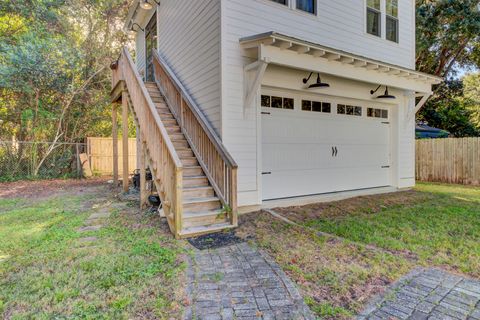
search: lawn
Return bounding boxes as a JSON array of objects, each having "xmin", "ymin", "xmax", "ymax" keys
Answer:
[
  {"xmin": 0, "ymin": 182, "xmax": 187, "ymax": 319},
  {"xmin": 237, "ymin": 182, "xmax": 480, "ymax": 319}
]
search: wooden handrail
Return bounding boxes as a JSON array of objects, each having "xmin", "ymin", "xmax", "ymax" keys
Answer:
[
  {"xmin": 152, "ymin": 51, "xmax": 238, "ymax": 169},
  {"xmin": 152, "ymin": 50, "xmax": 238, "ymax": 220},
  {"xmin": 122, "ymin": 48, "xmax": 183, "ymax": 167},
  {"xmin": 118, "ymin": 47, "xmax": 184, "ymax": 235}
]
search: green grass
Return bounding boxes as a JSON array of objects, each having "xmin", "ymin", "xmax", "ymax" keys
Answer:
[
  {"xmin": 304, "ymin": 183, "xmax": 480, "ymax": 276},
  {"xmin": 238, "ymin": 182, "xmax": 480, "ymax": 319},
  {"xmin": 0, "ymin": 192, "xmax": 187, "ymax": 319}
]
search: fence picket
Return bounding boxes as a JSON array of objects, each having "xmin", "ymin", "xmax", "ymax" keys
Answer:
[{"xmin": 416, "ymin": 138, "xmax": 480, "ymax": 186}]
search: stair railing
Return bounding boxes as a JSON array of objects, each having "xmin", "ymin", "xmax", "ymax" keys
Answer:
[
  {"xmin": 152, "ymin": 50, "xmax": 238, "ymax": 225},
  {"xmin": 118, "ymin": 47, "xmax": 184, "ymax": 234}
]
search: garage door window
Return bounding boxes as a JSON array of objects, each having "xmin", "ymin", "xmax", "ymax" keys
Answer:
[
  {"xmin": 302, "ymin": 100, "xmax": 331, "ymax": 113},
  {"xmin": 262, "ymin": 95, "xmax": 294, "ymax": 110},
  {"xmin": 337, "ymin": 104, "xmax": 362, "ymax": 116},
  {"xmin": 367, "ymin": 108, "xmax": 388, "ymax": 119}
]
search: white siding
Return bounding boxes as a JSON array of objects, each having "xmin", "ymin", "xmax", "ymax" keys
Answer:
[
  {"xmin": 221, "ymin": 0, "xmax": 417, "ymax": 206},
  {"xmin": 156, "ymin": 0, "xmax": 222, "ymax": 134},
  {"xmin": 224, "ymin": 0, "xmax": 415, "ymax": 69},
  {"xmin": 397, "ymin": 94, "xmax": 416, "ymax": 189},
  {"xmin": 135, "ymin": 30, "xmax": 146, "ymax": 78}
]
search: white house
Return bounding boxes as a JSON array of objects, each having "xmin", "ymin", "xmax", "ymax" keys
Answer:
[{"xmin": 114, "ymin": 0, "xmax": 441, "ymax": 237}]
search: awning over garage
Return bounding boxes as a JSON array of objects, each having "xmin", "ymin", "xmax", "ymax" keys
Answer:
[
  {"xmin": 240, "ymin": 31, "xmax": 442, "ymax": 119},
  {"xmin": 240, "ymin": 32, "xmax": 442, "ymax": 93}
]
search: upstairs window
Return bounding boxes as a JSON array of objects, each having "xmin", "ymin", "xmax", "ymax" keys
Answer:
[
  {"xmin": 367, "ymin": 0, "xmax": 381, "ymax": 37},
  {"xmin": 297, "ymin": 0, "xmax": 316, "ymax": 14},
  {"xmin": 386, "ymin": 0, "xmax": 399, "ymax": 42}
]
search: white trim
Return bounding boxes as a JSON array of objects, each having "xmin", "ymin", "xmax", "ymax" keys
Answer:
[
  {"xmin": 258, "ymin": 0, "xmax": 318, "ymax": 17},
  {"xmin": 240, "ymin": 32, "xmax": 442, "ymax": 88}
]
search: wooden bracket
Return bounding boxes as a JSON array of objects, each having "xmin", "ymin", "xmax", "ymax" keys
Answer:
[
  {"xmin": 244, "ymin": 58, "xmax": 269, "ymax": 116},
  {"xmin": 407, "ymin": 92, "xmax": 431, "ymax": 123}
]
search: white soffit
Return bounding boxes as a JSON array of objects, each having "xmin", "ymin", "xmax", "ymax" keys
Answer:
[{"xmin": 240, "ymin": 32, "xmax": 442, "ymax": 92}]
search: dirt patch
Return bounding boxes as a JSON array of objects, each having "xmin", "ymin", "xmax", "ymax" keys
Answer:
[
  {"xmin": 272, "ymin": 190, "xmax": 434, "ymax": 224},
  {"xmin": 0, "ymin": 178, "xmax": 111, "ymax": 199}
]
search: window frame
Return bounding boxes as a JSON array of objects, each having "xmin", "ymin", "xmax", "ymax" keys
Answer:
[
  {"xmin": 366, "ymin": 1, "xmax": 381, "ymax": 38},
  {"xmin": 364, "ymin": 0, "xmax": 400, "ymax": 43},
  {"xmin": 385, "ymin": 0, "xmax": 399, "ymax": 43},
  {"xmin": 265, "ymin": 0, "xmax": 318, "ymax": 16},
  {"xmin": 296, "ymin": 0, "xmax": 316, "ymax": 15}
]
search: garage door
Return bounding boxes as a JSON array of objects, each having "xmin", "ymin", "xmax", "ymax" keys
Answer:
[{"xmin": 261, "ymin": 93, "xmax": 391, "ymax": 200}]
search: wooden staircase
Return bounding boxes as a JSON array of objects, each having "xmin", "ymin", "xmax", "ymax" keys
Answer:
[
  {"xmin": 144, "ymin": 82, "xmax": 233, "ymax": 236},
  {"xmin": 111, "ymin": 47, "xmax": 238, "ymax": 239}
]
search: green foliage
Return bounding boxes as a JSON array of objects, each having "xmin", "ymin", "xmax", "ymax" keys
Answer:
[
  {"xmin": 416, "ymin": 0, "xmax": 480, "ymax": 77},
  {"xmin": 418, "ymin": 79, "xmax": 480, "ymax": 137},
  {"xmin": 415, "ymin": 1, "xmax": 480, "ymax": 135},
  {"xmin": 0, "ymin": 0, "xmax": 130, "ymax": 144},
  {"xmin": 463, "ymin": 73, "xmax": 480, "ymax": 128}
]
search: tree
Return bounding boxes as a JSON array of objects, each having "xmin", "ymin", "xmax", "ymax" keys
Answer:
[
  {"xmin": 418, "ymin": 79, "xmax": 479, "ymax": 137},
  {"xmin": 416, "ymin": 0, "xmax": 480, "ymax": 78},
  {"xmin": 416, "ymin": 1, "xmax": 480, "ymax": 136},
  {"xmin": 0, "ymin": 0, "xmax": 132, "ymax": 178},
  {"xmin": 462, "ymin": 73, "xmax": 480, "ymax": 129}
]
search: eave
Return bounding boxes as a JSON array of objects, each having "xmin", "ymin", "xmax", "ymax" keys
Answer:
[{"xmin": 240, "ymin": 32, "xmax": 443, "ymax": 92}]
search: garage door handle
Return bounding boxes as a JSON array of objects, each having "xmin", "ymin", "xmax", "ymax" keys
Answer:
[
  {"xmin": 332, "ymin": 147, "xmax": 335, "ymax": 157},
  {"xmin": 335, "ymin": 147, "xmax": 338, "ymax": 157},
  {"xmin": 262, "ymin": 172, "xmax": 272, "ymax": 175}
]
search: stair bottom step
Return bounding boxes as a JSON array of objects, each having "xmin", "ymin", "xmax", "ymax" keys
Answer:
[{"xmin": 178, "ymin": 223, "xmax": 236, "ymax": 239}]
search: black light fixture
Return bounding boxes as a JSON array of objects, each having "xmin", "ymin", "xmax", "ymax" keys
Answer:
[
  {"xmin": 370, "ymin": 85, "xmax": 396, "ymax": 99},
  {"xmin": 128, "ymin": 23, "xmax": 144, "ymax": 35},
  {"xmin": 303, "ymin": 72, "xmax": 330, "ymax": 89},
  {"xmin": 140, "ymin": 0, "xmax": 160, "ymax": 10}
]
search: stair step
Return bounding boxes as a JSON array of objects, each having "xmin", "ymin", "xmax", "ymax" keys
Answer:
[
  {"xmin": 173, "ymin": 139, "xmax": 189, "ymax": 148},
  {"xmin": 183, "ymin": 166, "xmax": 203, "ymax": 177},
  {"xmin": 183, "ymin": 186, "xmax": 215, "ymax": 198},
  {"xmin": 184, "ymin": 197, "xmax": 222, "ymax": 212},
  {"xmin": 181, "ymin": 157, "xmax": 199, "ymax": 166},
  {"xmin": 150, "ymin": 96, "xmax": 165, "ymax": 102},
  {"xmin": 159, "ymin": 113, "xmax": 174, "ymax": 119},
  {"xmin": 163, "ymin": 119, "xmax": 178, "ymax": 126},
  {"xmin": 182, "ymin": 210, "xmax": 228, "ymax": 228},
  {"xmin": 156, "ymin": 106, "xmax": 171, "ymax": 112},
  {"xmin": 177, "ymin": 148, "xmax": 194, "ymax": 157},
  {"xmin": 169, "ymin": 133, "xmax": 185, "ymax": 140},
  {"xmin": 166, "ymin": 126, "xmax": 181, "ymax": 133},
  {"xmin": 183, "ymin": 175, "xmax": 209, "ymax": 187},
  {"xmin": 178, "ymin": 223, "xmax": 235, "ymax": 239}
]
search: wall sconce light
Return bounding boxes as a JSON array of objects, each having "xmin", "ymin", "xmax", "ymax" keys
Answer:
[
  {"xmin": 128, "ymin": 23, "xmax": 144, "ymax": 35},
  {"xmin": 140, "ymin": 0, "xmax": 160, "ymax": 10},
  {"xmin": 370, "ymin": 85, "xmax": 396, "ymax": 99},
  {"xmin": 303, "ymin": 72, "xmax": 330, "ymax": 89}
]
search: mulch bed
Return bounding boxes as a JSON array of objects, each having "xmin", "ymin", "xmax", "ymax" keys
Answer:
[{"xmin": 187, "ymin": 231, "xmax": 246, "ymax": 250}]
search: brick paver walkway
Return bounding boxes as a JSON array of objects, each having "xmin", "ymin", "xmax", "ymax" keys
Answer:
[
  {"xmin": 184, "ymin": 242, "xmax": 314, "ymax": 320},
  {"xmin": 358, "ymin": 268, "xmax": 480, "ymax": 320}
]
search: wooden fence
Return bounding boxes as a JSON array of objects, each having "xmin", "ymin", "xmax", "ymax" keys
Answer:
[
  {"xmin": 87, "ymin": 137, "xmax": 137, "ymax": 175},
  {"xmin": 416, "ymin": 137, "xmax": 480, "ymax": 185}
]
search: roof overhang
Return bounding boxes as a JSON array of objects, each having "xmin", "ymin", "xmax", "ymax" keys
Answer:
[{"xmin": 240, "ymin": 32, "xmax": 442, "ymax": 94}]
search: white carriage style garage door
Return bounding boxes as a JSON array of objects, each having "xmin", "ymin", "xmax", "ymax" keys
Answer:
[{"xmin": 261, "ymin": 91, "xmax": 392, "ymax": 200}]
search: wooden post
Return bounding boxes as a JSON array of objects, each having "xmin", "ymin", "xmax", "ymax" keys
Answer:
[
  {"xmin": 139, "ymin": 140, "xmax": 148, "ymax": 209},
  {"xmin": 112, "ymin": 104, "xmax": 119, "ymax": 186},
  {"xmin": 122, "ymin": 93, "xmax": 129, "ymax": 192},
  {"xmin": 75, "ymin": 143, "xmax": 81, "ymax": 178}
]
